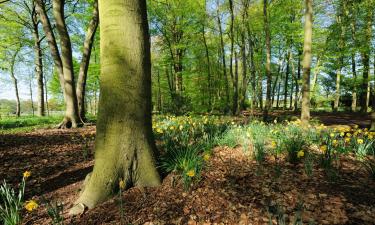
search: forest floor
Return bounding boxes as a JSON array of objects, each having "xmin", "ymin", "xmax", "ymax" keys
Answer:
[{"xmin": 1, "ymin": 112, "xmax": 374, "ymax": 225}]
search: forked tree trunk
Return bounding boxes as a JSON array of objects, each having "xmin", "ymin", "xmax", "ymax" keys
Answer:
[
  {"xmin": 300, "ymin": 0, "xmax": 313, "ymax": 125},
  {"xmin": 76, "ymin": 0, "xmax": 99, "ymax": 121},
  {"xmin": 69, "ymin": 0, "xmax": 160, "ymax": 214}
]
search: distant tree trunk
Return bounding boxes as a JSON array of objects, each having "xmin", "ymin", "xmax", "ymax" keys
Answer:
[
  {"xmin": 44, "ymin": 75, "xmax": 49, "ymax": 116},
  {"xmin": 34, "ymin": 0, "xmax": 65, "ymax": 94},
  {"xmin": 284, "ymin": 50, "xmax": 290, "ymax": 110},
  {"xmin": 289, "ymin": 53, "xmax": 295, "ymax": 109},
  {"xmin": 240, "ymin": 32, "xmax": 248, "ymax": 111},
  {"xmin": 69, "ymin": 0, "xmax": 160, "ymax": 214},
  {"xmin": 360, "ymin": 6, "xmax": 373, "ymax": 113},
  {"xmin": 52, "ymin": 0, "xmax": 81, "ymax": 128},
  {"xmin": 263, "ymin": 0, "xmax": 272, "ymax": 121},
  {"xmin": 294, "ymin": 50, "xmax": 302, "ymax": 111},
  {"xmin": 300, "ymin": 0, "xmax": 313, "ymax": 125},
  {"xmin": 32, "ymin": 10, "xmax": 45, "ymax": 116},
  {"xmin": 76, "ymin": 0, "xmax": 99, "ymax": 121},
  {"xmin": 232, "ymin": 50, "xmax": 239, "ymax": 115},
  {"xmin": 228, "ymin": 0, "xmax": 237, "ymax": 115},
  {"xmin": 349, "ymin": 5, "xmax": 358, "ymax": 112},
  {"xmin": 216, "ymin": 0, "xmax": 229, "ymax": 112},
  {"xmin": 157, "ymin": 69, "xmax": 162, "ymax": 112},
  {"xmin": 333, "ymin": 68, "xmax": 341, "ymax": 112},
  {"xmin": 248, "ymin": 34, "xmax": 257, "ymax": 108},
  {"xmin": 10, "ymin": 49, "xmax": 20, "ymax": 117},
  {"xmin": 240, "ymin": 0, "xmax": 249, "ymax": 111},
  {"xmin": 333, "ymin": 4, "xmax": 345, "ymax": 113},
  {"xmin": 35, "ymin": 0, "xmax": 82, "ymax": 127},
  {"xmin": 29, "ymin": 74, "xmax": 35, "ymax": 116},
  {"xmin": 202, "ymin": 18, "xmax": 212, "ymax": 111},
  {"xmin": 310, "ymin": 56, "xmax": 320, "ymax": 101},
  {"xmin": 351, "ymin": 54, "xmax": 357, "ymax": 112},
  {"xmin": 271, "ymin": 58, "xmax": 282, "ymax": 107},
  {"xmin": 276, "ymin": 81, "xmax": 281, "ymax": 108}
]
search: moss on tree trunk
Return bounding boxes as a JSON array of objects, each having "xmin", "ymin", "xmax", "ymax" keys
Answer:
[{"xmin": 69, "ymin": 0, "xmax": 160, "ymax": 214}]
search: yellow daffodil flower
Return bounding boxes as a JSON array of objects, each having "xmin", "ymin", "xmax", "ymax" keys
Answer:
[
  {"xmin": 297, "ymin": 150, "xmax": 304, "ymax": 158},
  {"xmin": 24, "ymin": 200, "xmax": 38, "ymax": 212}
]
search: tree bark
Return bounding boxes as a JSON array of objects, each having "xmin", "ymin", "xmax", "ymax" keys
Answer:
[
  {"xmin": 69, "ymin": 0, "xmax": 160, "ymax": 214},
  {"xmin": 300, "ymin": 0, "xmax": 313, "ymax": 125},
  {"xmin": 76, "ymin": 0, "xmax": 99, "ymax": 121}
]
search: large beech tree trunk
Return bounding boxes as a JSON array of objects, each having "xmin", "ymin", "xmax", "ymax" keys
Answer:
[
  {"xmin": 300, "ymin": 0, "xmax": 313, "ymax": 125},
  {"xmin": 69, "ymin": 0, "xmax": 160, "ymax": 214},
  {"xmin": 76, "ymin": 0, "xmax": 99, "ymax": 121}
]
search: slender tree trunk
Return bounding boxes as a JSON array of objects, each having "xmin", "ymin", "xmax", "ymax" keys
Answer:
[
  {"xmin": 249, "ymin": 34, "xmax": 257, "ymax": 108},
  {"xmin": 348, "ymin": 5, "xmax": 358, "ymax": 112},
  {"xmin": 310, "ymin": 57, "xmax": 320, "ymax": 101},
  {"xmin": 70, "ymin": 0, "xmax": 160, "ymax": 214},
  {"xmin": 44, "ymin": 75, "xmax": 49, "ymax": 116},
  {"xmin": 360, "ymin": 6, "xmax": 373, "ymax": 113},
  {"xmin": 271, "ymin": 58, "xmax": 282, "ymax": 107},
  {"xmin": 228, "ymin": 0, "xmax": 236, "ymax": 115},
  {"xmin": 263, "ymin": 0, "xmax": 272, "ymax": 121},
  {"xmin": 289, "ymin": 53, "xmax": 295, "ymax": 109},
  {"xmin": 157, "ymin": 69, "xmax": 162, "ymax": 112},
  {"xmin": 240, "ymin": 32, "xmax": 248, "ymax": 111},
  {"xmin": 34, "ymin": 0, "xmax": 65, "ymax": 94},
  {"xmin": 10, "ymin": 50, "xmax": 20, "ymax": 117},
  {"xmin": 29, "ymin": 75, "xmax": 35, "ymax": 116},
  {"xmin": 276, "ymin": 81, "xmax": 281, "ymax": 108},
  {"xmin": 284, "ymin": 51, "xmax": 290, "ymax": 110},
  {"xmin": 232, "ymin": 50, "xmax": 239, "ymax": 115},
  {"xmin": 32, "ymin": 12, "xmax": 45, "ymax": 117},
  {"xmin": 202, "ymin": 20, "xmax": 212, "ymax": 111},
  {"xmin": 53, "ymin": 0, "xmax": 81, "ymax": 128},
  {"xmin": 294, "ymin": 50, "xmax": 301, "ymax": 111},
  {"xmin": 333, "ymin": 68, "xmax": 341, "ymax": 112},
  {"xmin": 76, "ymin": 0, "xmax": 99, "ymax": 121},
  {"xmin": 216, "ymin": 1, "xmax": 230, "ymax": 113},
  {"xmin": 300, "ymin": 0, "xmax": 313, "ymax": 125},
  {"xmin": 333, "ymin": 5, "xmax": 345, "ymax": 112}
]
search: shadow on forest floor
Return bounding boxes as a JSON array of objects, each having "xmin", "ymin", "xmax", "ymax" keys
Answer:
[{"xmin": 0, "ymin": 112, "xmax": 374, "ymax": 224}]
